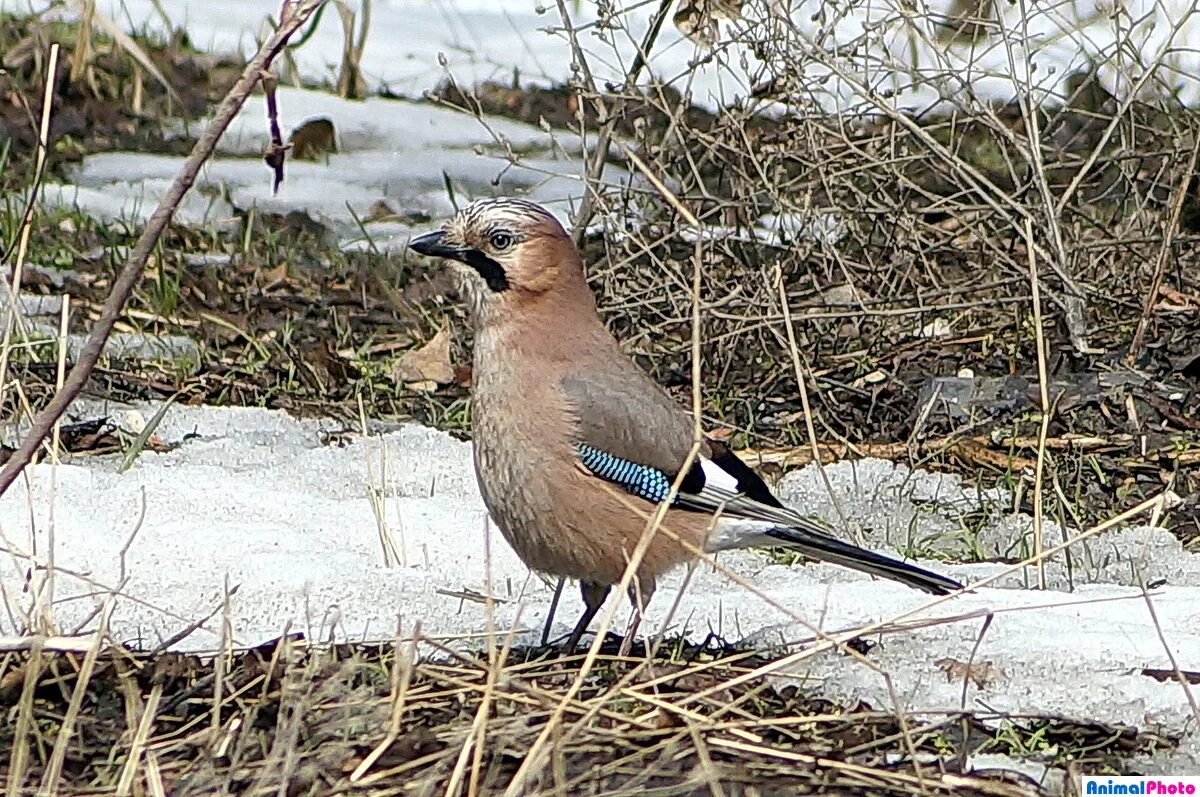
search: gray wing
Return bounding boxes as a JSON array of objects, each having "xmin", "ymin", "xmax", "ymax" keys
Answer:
[
  {"xmin": 559, "ymin": 369, "xmax": 801, "ymax": 523},
  {"xmin": 558, "ymin": 369, "xmax": 964, "ymax": 596},
  {"xmin": 560, "ymin": 370, "xmax": 702, "ymax": 477}
]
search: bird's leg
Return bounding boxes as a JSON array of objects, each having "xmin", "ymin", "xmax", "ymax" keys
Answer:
[
  {"xmin": 564, "ymin": 580, "xmax": 611, "ymax": 652},
  {"xmin": 617, "ymin": 576, "xmax": 656, "ymax": 658},
  {"xmin": 540, "ymin": 576, "xmax": 566, "ymax": 646}
]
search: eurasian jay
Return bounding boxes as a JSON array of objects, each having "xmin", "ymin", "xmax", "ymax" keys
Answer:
[{"xmin": 408, "ymin": 198, "xmax": 962, "ymax": 650}]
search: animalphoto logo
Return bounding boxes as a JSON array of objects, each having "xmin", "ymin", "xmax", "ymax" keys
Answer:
[{"xmin": 1081, "ymin": 777, "xmax": 1200, "ymax": 795}]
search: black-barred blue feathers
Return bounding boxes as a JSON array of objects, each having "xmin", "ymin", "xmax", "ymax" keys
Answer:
[{"xmin": 576, "ymin": 443, "xmax": 674, "ymax": 504}]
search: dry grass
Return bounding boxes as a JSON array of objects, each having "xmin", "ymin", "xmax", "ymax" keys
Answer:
[
  {"xmin": 0, "ymin": 633, "xmax": 1172, "ymax": 795},
  {"xmin": 434, "ymin": 0, "xmax": 1200, "ymax": 546}
]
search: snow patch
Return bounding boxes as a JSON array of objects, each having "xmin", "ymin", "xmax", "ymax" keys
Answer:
[
  {"xmin": 0, "ymin": 401, "xmax": 1196, "ymax": 774},
  {"xmin": 42, "ymin": 88, "xmax": 610, "ymax": 246},
  {"xmin": 82, "ymin": 0, "xmax": 1200, "ymax": 111}
]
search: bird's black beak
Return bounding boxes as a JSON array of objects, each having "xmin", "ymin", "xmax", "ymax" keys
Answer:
[
  {"xmin": 408, "ymin": 228, "xmax": 511, "ymax": 292},
  {"xmin": 408, "ymin": 230, "xmax": 468, "ymax": 262}
]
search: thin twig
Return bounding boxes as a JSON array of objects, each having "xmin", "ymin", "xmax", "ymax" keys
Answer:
[
  {"xmin": 777, "ymin": 270, "xmax": 860, "ymax": 545},
  {"xmin": 0, "ymin": 0, "xmax": 329, "ymax": 498},
  {"xmin": 1139, "ymin": 588, "xmax": 1200, "ymax": 729},
  {"xmin": 0, "ymin": 43, "xmax": 60, "ymax": 414},
  {"xmin": 41, "ymin": 601, "xmax": 113, "ymax": 796},
  {"xmin": 1126, "ymin": 132, "xmax": 1200, "ymax": 364},
  {"xmin": 1025, "ymin": 218, "xmax": 1050, "ymax": 590},
  {"xmin": 561, "ymin": 0, "xmax": 675, "ymax": 246}
]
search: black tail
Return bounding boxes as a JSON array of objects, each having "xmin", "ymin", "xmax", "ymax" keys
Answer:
[{"xmin": 764, "ymin": 524, "xmax": 963, "ymax": 595}]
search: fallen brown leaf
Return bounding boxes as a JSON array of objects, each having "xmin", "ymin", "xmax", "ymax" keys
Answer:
[
  {"xmin": 673, "ymin": 0, "xmax": 744, "ymax": 47},
  {"xmin": 935, "ymin": 657, "xmax": 1004, "ymax": 688},
  {"xmin": 1156, "ymin": 287, "xmax": 1200, "ymax": 309},
  {"xmin": 391, "ymin": 324, "xmax": 455, "ymax": 388},
  {"xmin": 1140, "ymin": 667, "xmax": 1200, "ymax": 685},
  {"xmin": 289, "ymin": 116, "xmax": 337, "ymax": 160}
]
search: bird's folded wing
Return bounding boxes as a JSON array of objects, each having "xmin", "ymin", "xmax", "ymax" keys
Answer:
[
  {"xmin": 560, "ymin": 372, "xmax": 698, "ymax": 477},
  {"xmin": 559, "ymin": 371, "xmax": 963, "ymax": 596},
  {"xmin": 561, "ymin": 372, "xmax": 819, "ymax": 528}
]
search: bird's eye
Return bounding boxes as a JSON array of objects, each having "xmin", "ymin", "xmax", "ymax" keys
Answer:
[{"xmin": 489, "ymin": 231, "xmax": 514, "ymax": 250}]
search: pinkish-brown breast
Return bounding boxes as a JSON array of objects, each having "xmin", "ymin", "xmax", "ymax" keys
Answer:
[{"xmin": 468, "ymin": 308, "xmax": 711, "ymax": 587}]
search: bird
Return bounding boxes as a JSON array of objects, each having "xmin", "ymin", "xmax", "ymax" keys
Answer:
[{"xmin": 407, "ymin": 197, "xmax": 962, "ymax": 651}]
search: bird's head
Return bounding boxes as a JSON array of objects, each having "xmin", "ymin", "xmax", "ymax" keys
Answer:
[{"xmin": 408, "ymin": 198, "xmax": 585, "ymax": 320}]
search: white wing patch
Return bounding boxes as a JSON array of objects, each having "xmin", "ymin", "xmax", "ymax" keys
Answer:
[
  {"xmin": 699, "ymin": 457, "xmax": 740, "ymax": 493},
  {"xmin": 676, "ymin": 460, "xmax": 811, "ymax": 530}
]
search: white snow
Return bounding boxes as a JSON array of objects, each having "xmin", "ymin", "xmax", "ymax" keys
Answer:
[
  {"xmin": 41, "ymin": 88, "xmax": 612, "ymax": 247},
  {"xmin": 33, "ymin": 0, "xmax": 1200, "ymax": 247},
  {"xmin": 61, "ymin": 0, "xmax": 1200, "ymax": 111},
  {"xmin": 0, "ymin": 401, "xmax": 1197, "ymax": 778}
]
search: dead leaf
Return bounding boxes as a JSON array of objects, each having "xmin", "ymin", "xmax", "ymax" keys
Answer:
[
  {"xmin": 804, "ymin": 283, "xmax": 867, "ymax": 307},
  {"xmin": 365, "ymin": 199, "xmax": 396, "ymax": 222},
  {"xmin": 1156, "ymin": 287, "xmax": 1200, "ymax": 310},
  {"xmin": 673, "ymin": 0, "xmax": 744, "ymax": 47},
  {"xmin": 260, "ymin": 261, "xmax": 289, "ymax": 289},
  {"xmin": 935, "ymin": 657, "xmax": 1004, "ymax": 688},
  {"xmin": 290, "ymin": 117, "xmax": 337, "ymax": 161},
  {"xmin": 936, "ymin": 0, "xmax": 996, "ymax": 45},
  {"xmin": 674, "ymin": 4, "xmax": 717, "ymax": 47},
  {"xmin": 391, "ymin": 324, "xmax": 455, "ymax": 388},
  {"xmin": 1140, "ymin": 667, "xmax": 1200, "ymax": 685},
  {"xmin": 918, "ymin": 318, "xmax": 953, "ymax": 339}
]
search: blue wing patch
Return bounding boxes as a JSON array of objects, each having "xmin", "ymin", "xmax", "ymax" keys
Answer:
[{"xmin": 576, "ymin": 443, "xmax": 675, "ymax": 504}]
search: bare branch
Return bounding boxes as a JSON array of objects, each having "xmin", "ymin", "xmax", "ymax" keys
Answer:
[{"xmin": 0, "ymin": 0, "xmax": 330, "ymax": 498}]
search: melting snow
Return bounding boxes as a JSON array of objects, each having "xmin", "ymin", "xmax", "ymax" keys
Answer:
[{"xmin": 0, "ymin": 402, "xmax": 1196, "ymax": 784}]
